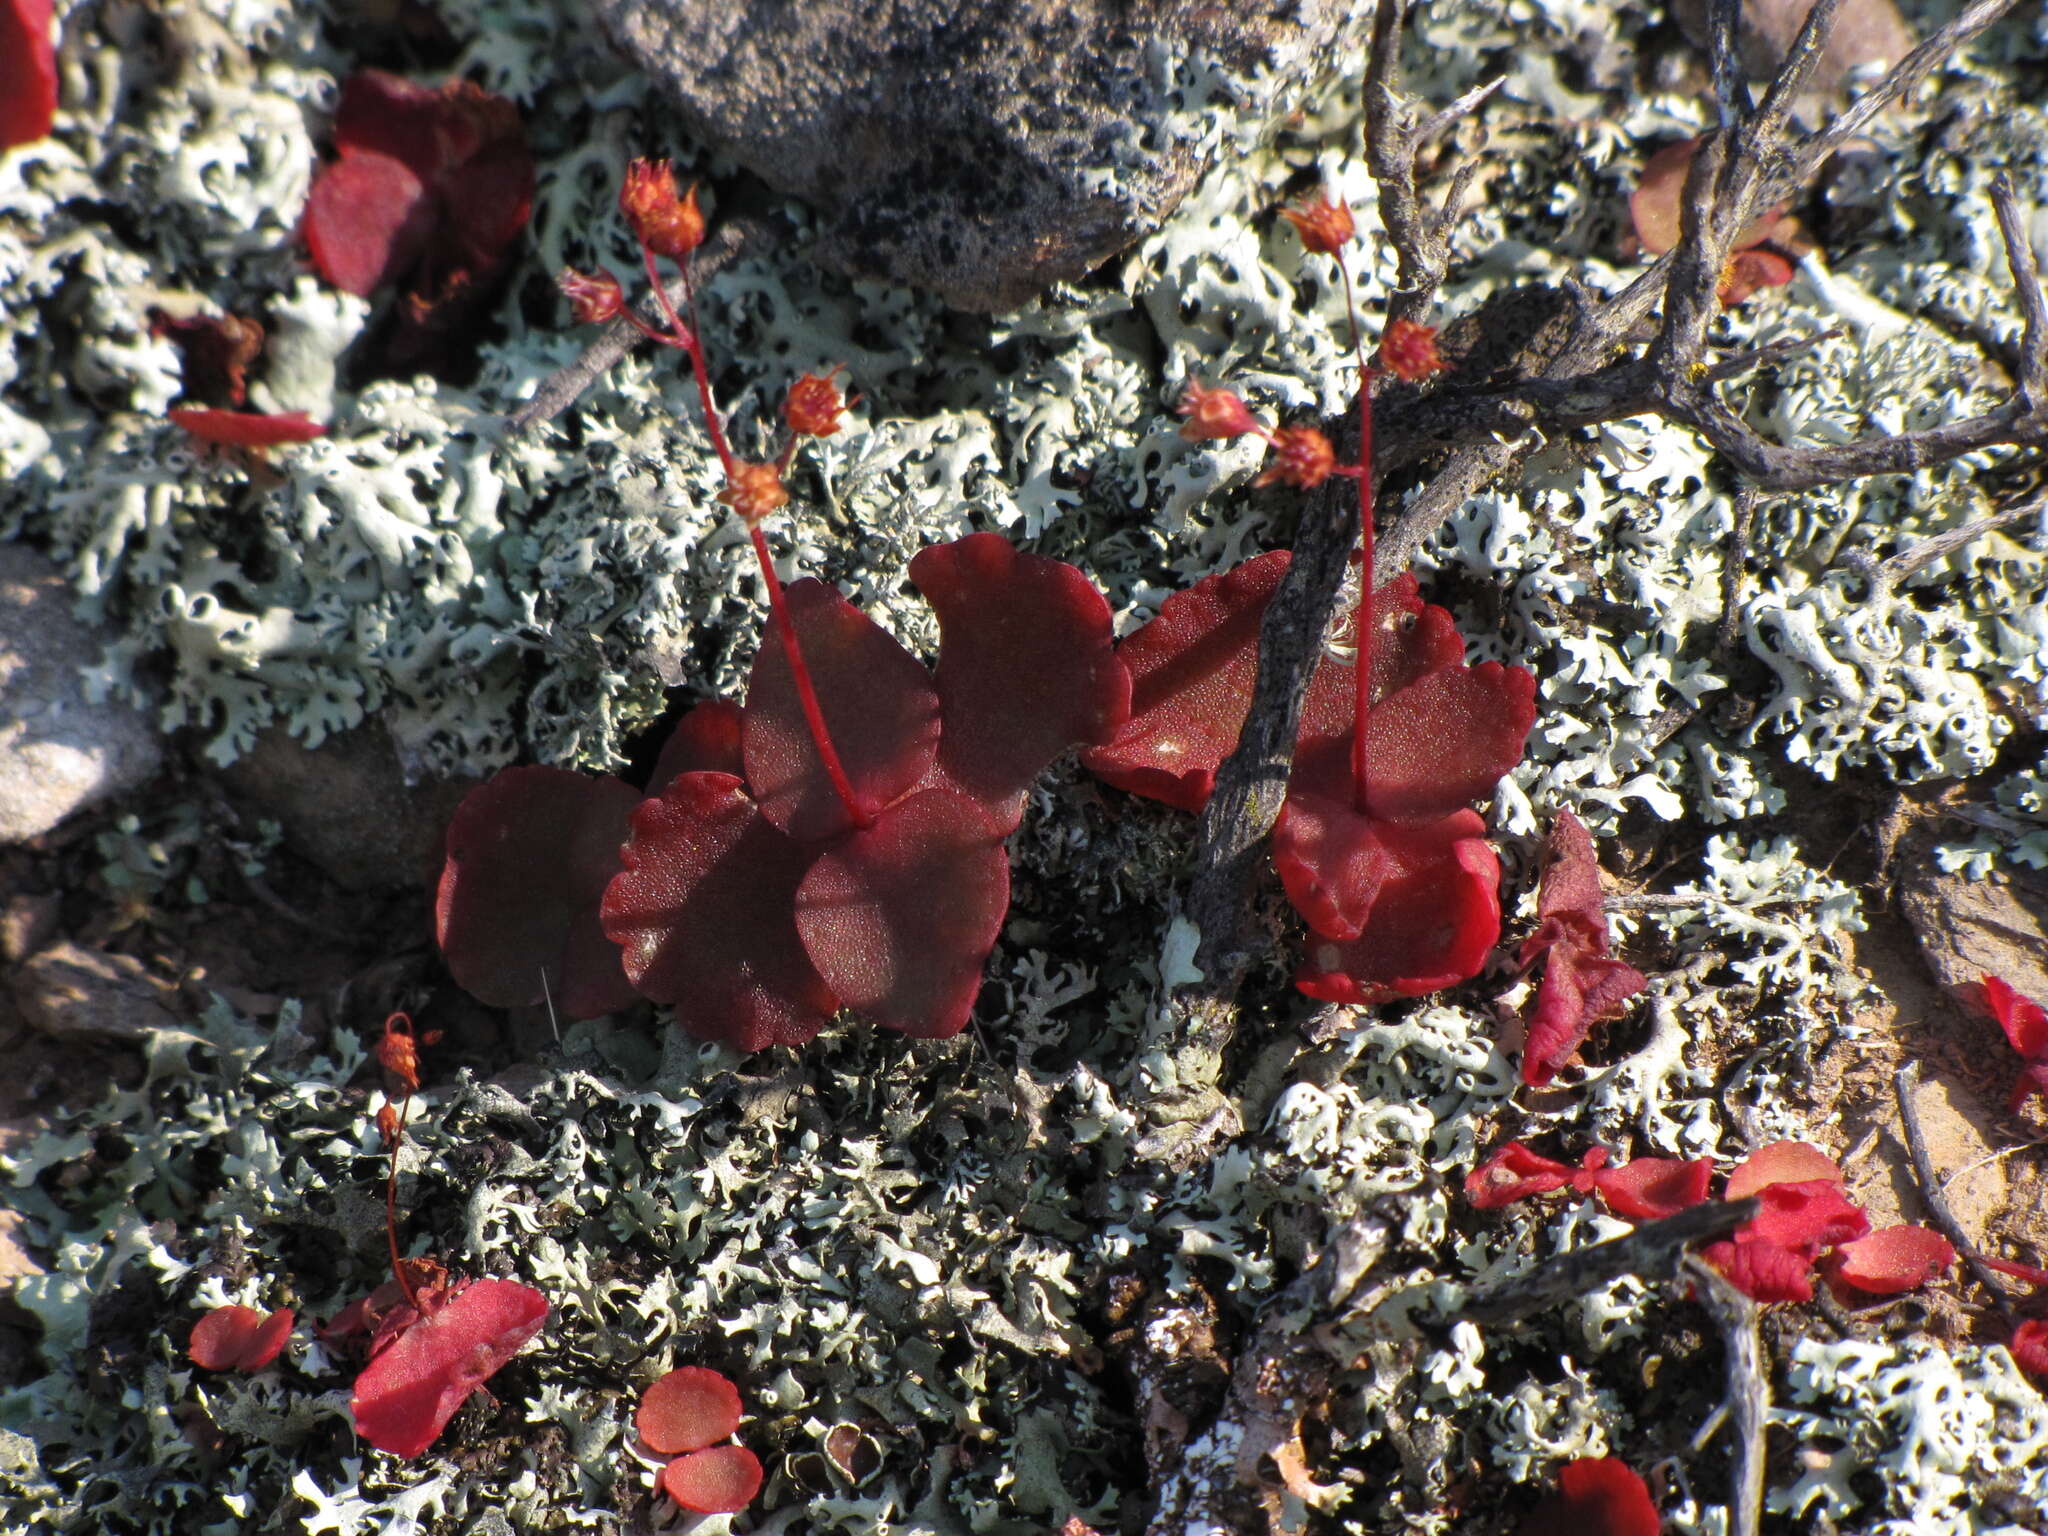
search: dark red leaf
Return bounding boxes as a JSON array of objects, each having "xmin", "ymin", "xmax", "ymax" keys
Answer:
[
  {"xmin": 601, "ymin": 772, "xmax": 837, "ymax": 1052},
  {"xmin": 1519, "ymin": 944, "xmax": 1648, "ymax": 1088},
  {"xmin": 333, "ymin": 71, "xmax": 467, "ymax": 178},
  {"xmin": 1738, "ymin": 1178, "xmax": 1868, "ymax": 1261},
  {"xmin": 1723, "ymin": 1141, "xmax": 1843, "ymax": 1201},
  {"xmin": 910, "ymin": 533, "xmax": 1130, "ymax": 832},
  {"xmin": 1971, "ymin": 975, "xmax": 2048, "ymax": 1110},
  {"xmin": 1519, "ymin": 811, "xmax": 1612, "ymax": 964},
  {"xmin": 1080, "ymin": 550, "xmax": 1292, "ymax": 812},
  {"xmin": 1702, "ymin": 1237, "xmax": 1817, "ymax": 1304},
  {"xmin": 0, "ymin": 0, "xmax": 55, "ymax": 151},
  {"xmin": 304, "ymin": 151, "xmax": 436, "ymax": 298},
  {"xmin": 1824, "ymin": 1225, "xmax": 1955, "ymax": 1295},
  {"xmin": 168, "ymin": 408, "xmax": 327, "ymax": 446},
  {"xmin": 1522, "ymin": 1457, "xmax": 1659, "ymax": 1536},
  {"xmin": 1465, "ymin": 1142, "xmax": 1575, "ymax": 1209},
  {"xmin": 794, "ymin": 785, "xmax": 1009, "ymax": 1038},
  {"xmin": 661, "ymin": 1445, "xmax": 764, "ymax": 1513},
  {"xmin": 189, "ymin": 1305, "xmax": 294, "ymax": 1371},
  {"xmin": 1294, "ymin": 812, "xmax": 1501, "ymax": 1005},
  {"xmin": 438, "ymin": 135, "xmax": 537, "ymax": 279},
  {"xmin": 637, "ymin": 1366, "xmax": 742, "ymax": 1455},
  {"xmin": 1629, "ymin": 137, "xmax": 1787, "ymax": 258},
  {"xmin": 743, "ymin": 578, "xmax": 941, "ymax": 843},
  {"xmin": 434, "ymin": 766, "xmax": 641, "ymax": 1018},
  {"xmin": 648, "ymin": 699, "xmax": 745, "ymax": 797},
  {"xmin": 2012, "ymin": 1320, "xmax": 2048, "ymax": 1377},
  {"xmin": 1593, "ymin": 1156, "xmax": 1713, "ymax": 1221},
  {"xmin": 350, "ymin": 1279, "xmax": 547, "ymax": 1460}
]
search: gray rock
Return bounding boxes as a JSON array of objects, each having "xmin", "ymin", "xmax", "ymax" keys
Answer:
[
  {"xmin": 217, "ymin": 718, "xmax": 477, "ymax": 891},
  {"xmin": 1898, "ymin": 839, "xmax": 2048, "ymax": 1005},
  {"xmin": 593, "ymin": 0, "xmax": 1348, "ymax": 311},
  {"xmin": 12, "ymin": 942, "xmax": 180, "ymax": 1044},
  {"xmin": 0, "ymin": 546, "xmax": 162, "ymax": 844}
]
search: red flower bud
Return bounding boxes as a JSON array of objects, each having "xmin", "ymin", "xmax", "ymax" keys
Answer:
[
  {"xmin": 1282, "ymin": 193, "xmax": 1355, "ymax": 256},
  {"xmin": 1378, "ymin": 318, "xmax": 1447, "ymax": 382},
  {"xmin": 1254, "ymin": 425, "xmax": 1336, "ymax": 489},
  {"xmin": 557, "ymin": 267, "xmax": 625, "ymax": 325},
  {"xmin": 376, "ymin": 1103, "xmax": 402, "ymax": 1149},
  {"xmin": 784, "ymin": 367, "xmax": 851, "ymax": 437},
  {"xmin": 719, "ymin": 461, "xmax": 790, "ymax": 526},
  {"xmin": 1177, "ymin": 380, "xmax": 1259, "ymax": 442},
  {"xmin": 619, "ymin": 159, "xmax": 705, "ymax": 260}
]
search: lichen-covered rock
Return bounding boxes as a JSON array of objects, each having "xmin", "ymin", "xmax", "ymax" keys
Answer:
[
  {"xmin": 589, "ymin": 0, "xmax": 1351, "ymax": 309},
  {"xmin": 0, "ymin": 545, "xmax": 160, "ymax": 844}
]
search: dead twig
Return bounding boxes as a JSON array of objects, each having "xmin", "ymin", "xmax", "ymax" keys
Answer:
[
  {"xmin": 1684, "ymin": 1255, "xmax": 1768, "ymax": 1536},
  {"xmin": 1894, "ymin": 1061, "xmax": 2017, "ymax": 1316}
]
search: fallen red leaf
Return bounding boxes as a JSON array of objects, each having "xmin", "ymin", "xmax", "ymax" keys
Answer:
[
  {"xmin": 0, "ymin": 0, "xmax": 56, "ymax": 151},
  {"xmin": 1465, "ymin": 1141, "xmax": 1576, "ymax": 1209},
  {"xmin": 1514, "ymin": 811, "xmax": 1647, "ymax": 1087},
  {"xmin": 350, "ymin": 1278, "xmax": 547, "ymax": 1459},
  {"xmin": 1723, "ymin": 1140, "xmax": 1842, "ymax": 1201},
  {"xmin": 189, "ymin": 1305, "xmax": 295, "ymax": 1372},
  {"xmin": 660, "ymin": 1444, "xmax": 764, "ymax": 1513},
  {"xmin": 2012, "ymin": 1320, "xmax": 2048, "ymax": 1377},
  {"xmin": 1967, "ymin": 974, "xmax": 2048, "ymax": 1111},
  {"xmin": 1592, "ymin": 1155, "xmax": 1713, "ymax": 1221},
  {"xmin": 636, "ymin": 1366, "xmax": 742, "ymax": 1456},
  {"xmin": 1824, "ymin": 1225, "xmax": 1957, "ymax": 1296}
]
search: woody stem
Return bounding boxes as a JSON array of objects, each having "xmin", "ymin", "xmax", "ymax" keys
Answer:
[
  {"xmin": 746, "ymin": 523, "xmax": 870, "ymax": 829},
  {"xmin": 1339, "ymin": 257, "xmax": 1376, "ymax": 814}
]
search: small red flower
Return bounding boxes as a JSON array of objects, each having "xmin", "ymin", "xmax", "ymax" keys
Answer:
[
  {"xmin": 784, "ymin": 367, "xmax": 851, "ymax": 438},
  {"xmin": 189, "ymin": 1305, "xmax": 295, "ymax": 1372},
  {"xmin": 1255, "ymin": 425, "xmax": 1337, "ymax": 490},
  {"xmin": 1282, "ymin": 193, "xmax": 1356, "ymax": 255},
  {"xmin": 620, "ymin": 159, "xmax": 705, "ymax": 260},
  {"xmin": 558, "ymin": 267, "xmax": 625, "ymax": 325},
  {"xmin": 719, "ymin": 461, "xmax": 791, "ymax": 526},
  {"xmin": 1378, "ymin": 318, "xmax": 1448, "ymax": 383},
  {"xmin": 1177, "ymin": 380, "xmax": 1260, "ymax": 442}
]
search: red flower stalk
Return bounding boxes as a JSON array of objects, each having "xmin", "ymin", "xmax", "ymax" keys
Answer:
[{"xmin": 168, "ymin": 408, "xmax": 326, "ymax": 447}]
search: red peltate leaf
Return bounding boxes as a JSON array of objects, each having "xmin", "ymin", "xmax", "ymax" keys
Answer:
[
  {"xmin": 350, "ymin": 1279, "xmax": 547, "ymax": 1459},
  {"xmin": 637, "ymin": 1366, "xmax": 743, "ymax": 1455},
  {"xmin": 189, "ymin": 1305, "xmax": 294, "ymax": 1371},
  {"xmin": 434, "ymin": 766, "xmax": 641, "ymax": 1018},
  {"xmin": 1592, "ymin": 1156, "xmax": 1713, "ymax": 1221},
  {"xmin": 648, "ymin": 699, "xmax": 745, "ymax": 796},
  {"xmin": 661, "ymin": 1445, "xmax": 764, "ymax": 1513},
  {"xmin": 910, "ymin": 533, "xmax": 1130, "ymax": 832},
  {"xmin": 1825, "ymin": 1225, "xmax": 1956, "ymax": 1295},
  {"xmin": 1723, "ymin": 1140, "xmax": 1843, "ymax": 1201},
  {"xmin": 1465, "ymin": 1142, "xmax": 1575, "ymax": 1210},
  {"xmin": 601, "ymin": 772, "xmax": 837, "ymax": 1052},
  {"xmin": 1294, "ymin": 812, "xmax": 1502, "ymax": 1006},
  {"xmin": 304, "ymin": 151, "xmax": 436, "ymax": 297},
  {"xmin": 1737, "ymin": 1178, "xmax": 1868, "ymax": 1262},
  {"xmin": 1080, "ymin": 550, "xmax": 1292, "ymax": 812},
  {"xmin": 1701, "ymin": 1237, "xmax": 1818, "ymax": 1304},
  {"xmin": 743, "ymin": 578, "xmax": 941, "ymax": 843},
  {"xmin": 1522, "ymin": 1457, "xmax": 1659, "ymax": 1536},
  {"xmin": 168, "ymin": 408, "xmax": 327, "ymax": 446},
  {"xmin": 0, "ymin": 0, "xmax": 56, "ymax": 150},
  {"xmin": 794, "ymin": 785, "xmax": 1009, "ymax": 1038}
]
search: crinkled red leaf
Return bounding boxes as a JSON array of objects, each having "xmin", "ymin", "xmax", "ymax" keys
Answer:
[
  {"xmin": 1973, "ymin": 975, "xmax": 2048, "ymax": 1112},
  {"xmin": 1522, "ymin": 1457, "xmax": 1659, "ymax": 1536},
  {"xmin": 1519, "ymin": 943, "xmax": 1648, "ymax": 1088},
  {"xmin": 1294, "ymin": 813, "xmax": 1501, "ymax": 1005},
  {"xmin": 661, "ymin": 1445, "xmax": 764, "ymax": 1513},
  {"xmin": 2014, "ymin": 1062, "xmax": 2048, "ymax": 1115},
  {"xmin": 637, "ymin": 1366, "xmax": 742, "ymax": 1455},
  {"xmin": 0, "ymin": 0, "xmax": 56, "ymax": 151},
  {"xmin": 743, "ymin": 578, "xmax": 941, "ymax": 843},
  {"xmin": 304, "ymin": 150, "xmax": 436, "ymax": 298},
  {"xmin": 168, "ymin": 407, "xmax": 327, "ymax": 446},
  {"xmin": 1519, "ymin": 811, "xmax": 1612, "ymax": 964},
  {"xmin": 1724, "ymin": 1140, "xmax": 1843, "ymax": 1201},
  {"xmin": 1702, "ymin": 1237, "xmax": 1818, "ymax": 1304},
  {"xmin": 189, "ymin": 1305, "xmax": 294, "ymax": 1371},
  {"xmin": 351, "ymin": 1279, "xmax": 547, "ymax": 1460},
  {"xmin": 794, "ymin": 785, "xmax": 1009, "ymax": 1038},
  {"xmin": 601, "ymin": 772, "xmax": 836, "ymax": 1052},
  {"xmin": 434, "ymin": 766, "xmax": 641, "ymax": 1018},
  {"xmin": 1465, "ymin": 1142, "xmax": 1575, "ymax": 1209},
  {"xmin": 1080, "ymin": 550, "xmax": 1291, "ymax": 812},
  {"xmin": 1824, "ymin": 1225, "xmax": 1956, "ymax": 1296},
  {"xmin": 2011, "ymin": 1320, "xmax": 2048, "ymax": 1377},
  {"xmin": 909, "ymin": 533, "xmax": 1130, "ymax": 832},
  {"xmin": 1739, "ymin": 1178, "xmax": 1868, "ymax": 1261},
  {"xmin": 1592, "ymin": 1157, "xmax": 1713, "ymax": 1221},
  {"xmin": 333, "ymin": 71, "xmax": 469, "ymax": 177},
  {"xmin": 648, "ymin": 699, "xmax": 745, "ymax": 797},
  {"xmin": 1290, "ymin": 660, "xmax": 1536, "ymax": 826}
]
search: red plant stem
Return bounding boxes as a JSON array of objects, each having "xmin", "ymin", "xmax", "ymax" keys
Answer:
[
  {"xmin": 385, "ymin": 1090, "xmax": 420, "ymax": 1313},
  {"xmin": 745, "ymin": 522, "xmax": 871, "ymax": 829},
  {"xmin": 642, "ymin": 244, "xmax": 737, "ymax": 480},
  {"xmin": 1338, "ymin": 256, "xmax": 1376, "ymax": 814}
]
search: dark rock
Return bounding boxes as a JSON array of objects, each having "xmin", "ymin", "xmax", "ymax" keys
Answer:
[
  {"xmin": 217, "ymin": 719, "xmax": 478, "ymax": 891},
  {"xmin": 0, "ymin": 546, "xmax": 162, "ymax": 844},
  {"xmin": 593, "ymin": 0, "xmax": 1348, "ymax": 311}
]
